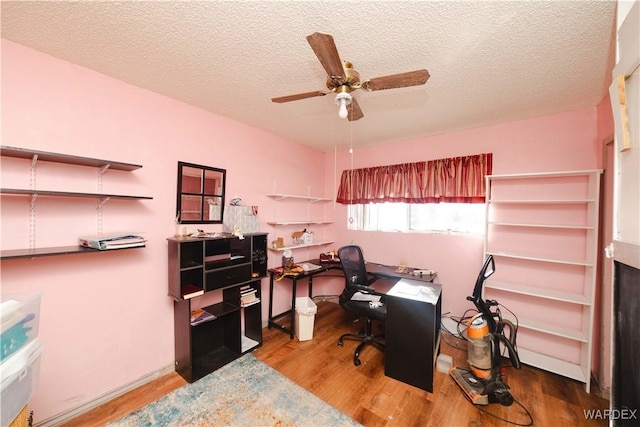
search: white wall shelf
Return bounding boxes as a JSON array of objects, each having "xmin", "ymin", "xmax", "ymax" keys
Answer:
[
  {"xmin": 488, "ymin": 221, "xmax": 594, "ymax": 230},
  {"xmin": 484, "ymin": 279, "xmax": 590, "ymax": 305},
  {"xmin": 267, "ymin": 220, "xmax": 333, "ymax": 227},
  {"xmin": 516, "ymin": 348, "xmax": 587, "ymax": 384},
  {"xmin": 266, "ymin": 189, "xmax": 334, "ymax": 251},
  {"xmin": 266, "ymin": 193, "xmax": 332, "ymax": 203},
  {"xmin": 485, "ymin": 250, "xmax": 593, "ymax": 267},
  {"xmin": 484, "ymin": 170, "xmax": 601, "ymax": 393},
  {"xmin": 268, "ymin": 240, "xmax": 335, "ymax": 252}
]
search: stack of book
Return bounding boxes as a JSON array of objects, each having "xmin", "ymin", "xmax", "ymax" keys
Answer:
[{"xmin": 240, "ymin": 285, "xmax": 259, "ymax": 307}]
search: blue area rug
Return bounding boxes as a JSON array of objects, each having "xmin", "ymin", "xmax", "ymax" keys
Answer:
[{"xmin": 109, "ymin": 354, "xmax": 360, "ymax": 426}]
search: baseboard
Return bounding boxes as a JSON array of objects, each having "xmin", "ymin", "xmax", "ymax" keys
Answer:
[{"xmin": 35, "ymin": 363, "xmax": 175, "ymax": 427}]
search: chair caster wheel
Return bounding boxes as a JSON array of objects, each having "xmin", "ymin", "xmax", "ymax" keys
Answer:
[
  {"xmin": 338, "ymin": 340, "xmax": 344, "ymax": 347},
  {"xmin": 354, "ymin": 358, "xmax": 361, "ymax": 367}
]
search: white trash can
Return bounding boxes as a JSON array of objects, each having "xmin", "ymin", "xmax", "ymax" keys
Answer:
[{"xmin": 294, "ymin": 297, "xmax": 317, "ymax": 341}]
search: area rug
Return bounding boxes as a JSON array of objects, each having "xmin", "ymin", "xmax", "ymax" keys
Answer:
[{"xmin": 109, "ymin": 353, "xmax": 360, "ymax": 426}]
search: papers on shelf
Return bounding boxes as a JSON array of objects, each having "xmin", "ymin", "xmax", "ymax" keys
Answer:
[
  {"xmin": 299, "ymin": 262, "xmax": 322, "ymax": 272},
  {"xmin": 190, "ymin": 308, "xmax": 216, "ymax": 326},
  {"xmin": 350, "ymin": 291, "xmax": 381, "ymax": 302},
  {"xmin": 78, "ymin": 233, "xmax": 146, "ymax": 250}
]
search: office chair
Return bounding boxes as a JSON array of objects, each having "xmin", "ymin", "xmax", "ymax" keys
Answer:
[{"xmin": 337, "ymin": 245, "xmax": 386, "ymax": 366}]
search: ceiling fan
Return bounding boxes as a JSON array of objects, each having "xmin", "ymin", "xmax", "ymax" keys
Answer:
[{"xmin": 271, "ymin": 32, "xmax": 430, "ymax": 121}]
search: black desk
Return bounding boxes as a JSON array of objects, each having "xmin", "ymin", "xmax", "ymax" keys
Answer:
[
  {"xmin": 267, "ymin": 260, "xmax": 441, "ymax": 392},
  {"xmin": 267, "ymin": 260, "xmax": 436, "ymax": 340},
  {"xmin": 385, "ymin": 279, "xmax": 442, "ymax": 392},
  {"xmin": 267, "ymin": 260, "xmax": 340, "ymax": 339}
]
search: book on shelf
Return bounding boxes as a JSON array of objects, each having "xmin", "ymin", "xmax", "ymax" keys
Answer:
[
  {"xmin": 78, "ymin": 232, "xmax": 146, "ymax": 250},
  {"xmin": 240, "ymin": 298, "xmax": 260, "ymax": 308},
  {"xmin": 240, "ymin": 290, "xmax": 257, "ymax": 299},
  {"xmin": 181, "ymin": 284, "xmax": 204, "ymax": 299},
  {"xmin": 240, "ymin": 298, "xmax": 260, "ymax": 307},
  {"xmin": 240, "ymin": 290, "xmax": 259, "ymax": 306},
  {"xmin": 190, "ymin": 308, "xmax": 216, "ymax": 325}
]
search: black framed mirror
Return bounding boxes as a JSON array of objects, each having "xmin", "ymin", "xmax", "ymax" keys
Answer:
[{"xmin": 176, "ymin": 161, "xmax": 226, "ymax": 224}]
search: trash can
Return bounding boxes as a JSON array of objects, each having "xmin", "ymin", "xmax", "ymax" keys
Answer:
[{"xmin": 294, "ymin": 297, "xmax": 317, "ymax": 341}]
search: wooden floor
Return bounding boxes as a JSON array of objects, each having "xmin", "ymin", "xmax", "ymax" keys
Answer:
[{"xmin": 65, "ymin": 301, "xmax": 610, "ymax": 426}]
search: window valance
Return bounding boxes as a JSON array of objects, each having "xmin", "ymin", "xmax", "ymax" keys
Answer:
[{"xmin": 336, "ymin": 153, "xmax": 492, "ymax": 205}]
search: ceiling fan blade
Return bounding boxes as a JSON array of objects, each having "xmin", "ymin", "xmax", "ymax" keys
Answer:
[
  {"xmin": 362, "ymin": 69, "xmax": 430, "ymax": 91},
  {"xmin": 348, "ymin": 98, "xmax": 364, "ymax": 121},
  {"xmin": 306, "ymin": 32, "xmax": 345, "ymax": 79},
  {"xmin": 271, "ymin": 91, "xmax": 328, "ymax": 103}
]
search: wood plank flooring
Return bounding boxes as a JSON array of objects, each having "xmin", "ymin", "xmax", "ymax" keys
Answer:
[{"xmin": 64, "ymin": 301, "xmax": 609, "ymax": 426}]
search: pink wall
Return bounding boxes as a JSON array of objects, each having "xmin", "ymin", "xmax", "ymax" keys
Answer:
[
  {"xmin": 1, "ymin": 40, "xmax": 326, "ymax": 423},
  {"xmin": 2, "ymin": 38, "xmax": 608, "ymax": 423},
  {"xmin": 324, "ymin": 108, "xmax": 601, "ymax": 317}
]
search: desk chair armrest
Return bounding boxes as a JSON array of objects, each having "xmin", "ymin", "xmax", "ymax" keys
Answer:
[{"xmin": 349, "ymin": 282, "xmax": 385, "ymax": 297}]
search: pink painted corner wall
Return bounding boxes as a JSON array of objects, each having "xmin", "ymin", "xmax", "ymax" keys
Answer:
[
  {"xmin": 322, "ymin": 104, "xmax": 605, "ymax": 374},
  {"xmin": 325, "ymin": 107, "xmax": 600, "ymax": 307},
  {"xmin": 1, "ymin": 39, "xmax": 326, "ymax": 423}
]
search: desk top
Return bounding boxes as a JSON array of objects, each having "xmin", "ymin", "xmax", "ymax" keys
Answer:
[
  {"xmin": 387, "ymin": 278, "xmax": 442, "ymax": 303},
  {"xmin": 268, "ymin": 259, "xmax": 437, "ymax": 283}
]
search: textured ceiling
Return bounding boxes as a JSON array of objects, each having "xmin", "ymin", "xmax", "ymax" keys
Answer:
[{"xmin": 1, "ymin": 1, "xmax": 616, "ymax": 152}]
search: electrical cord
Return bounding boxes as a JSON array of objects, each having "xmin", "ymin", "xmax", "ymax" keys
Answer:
[{"xmin": 461, "ymin": 391, "xmax": 534, "ymax": 426}]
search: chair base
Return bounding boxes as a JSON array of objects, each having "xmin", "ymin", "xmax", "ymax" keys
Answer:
[{"xmin": 338, "ymin": 320, "xmax": 385, "ymax": 366}]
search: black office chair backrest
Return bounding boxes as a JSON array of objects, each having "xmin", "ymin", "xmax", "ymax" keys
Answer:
[{"xmin": 338, "ymin": 245, "xmax": 369, "ymax": 288}]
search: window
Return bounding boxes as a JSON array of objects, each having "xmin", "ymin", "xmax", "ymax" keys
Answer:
[
  {"xmin": 337, "ymin": 153, "xmax": 491, "ymax": 234},
  {"xmin": 347, "ymin": 202, "xmax": 485, "ymax": 234}
]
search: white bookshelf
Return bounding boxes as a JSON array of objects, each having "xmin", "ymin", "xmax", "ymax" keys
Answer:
[{"xmin": 483, "ymin": 170, "xmax": 601, "ymax": 392}]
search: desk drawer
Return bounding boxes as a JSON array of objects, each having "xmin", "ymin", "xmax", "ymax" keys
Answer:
[{"xmin": 206, "ymin": 264, "xmax": 251, "ymax": 291}]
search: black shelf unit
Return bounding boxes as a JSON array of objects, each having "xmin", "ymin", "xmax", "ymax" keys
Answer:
[{"xmin": 168, "ymin": 233, "xmax": 268, "ymax": 383}]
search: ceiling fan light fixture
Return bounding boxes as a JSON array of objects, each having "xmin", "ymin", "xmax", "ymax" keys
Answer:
[{"xmin": 335, "ymin": 86, "xmax": 352, "ymax": 119}]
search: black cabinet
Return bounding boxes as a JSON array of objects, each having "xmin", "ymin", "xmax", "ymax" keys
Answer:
[
  {"xmin": 384, "ymin": 280, "xmax": 442, "ymax": 392},
  {"xmin": 168, "ymin": 233, "xmax": 268, "ymax": 383}
]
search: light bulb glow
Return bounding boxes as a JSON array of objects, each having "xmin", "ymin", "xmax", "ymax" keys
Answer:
[
  {"xmin": 338, "ymin": 100, "xmax": 348, "ymax": 119},
  {"xmin": 335, "ymin": 90, "xmax": 352, "ymax": 120}
]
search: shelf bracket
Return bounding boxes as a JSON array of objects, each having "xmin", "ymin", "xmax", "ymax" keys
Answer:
[
  {"xmin": 99, "ymin": 164, "xmax": 111, "ymax": 176},
  {"xmin": 29, "ymin": 194, "xmax": 37, "ymax": 249},
  {"xmin": 29, "ymin": 154, "xmax": 39, "ymax": 190},
  {"xmin": 28, "ymin": 155, "xmax": 39, "ymax": 249},
  {"xmin": 96, "ymin": 197, "xmax": 111, "ymax": 234}
]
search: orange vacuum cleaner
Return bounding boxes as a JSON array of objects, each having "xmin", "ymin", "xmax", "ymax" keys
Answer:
[{"xmin": 449, "ymin": 255, "xmax": 521, "ymax": 406}]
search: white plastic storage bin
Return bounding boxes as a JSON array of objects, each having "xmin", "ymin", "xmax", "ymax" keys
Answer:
[
  {"xmin": 1, "ymin": 292, "xmax": 42, "ymax": 363},
  {"xmin": 0, "ymin": 339, "xmax": 44, "ymax": 427},
  {"xmin": 294, "ymin": 297, "xmax": 317, "ymax": 341}
]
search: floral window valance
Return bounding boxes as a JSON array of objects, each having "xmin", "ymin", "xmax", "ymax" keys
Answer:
[{"xmin": 336, "ymin": 153, "xmax": 492, "ymax": 204}]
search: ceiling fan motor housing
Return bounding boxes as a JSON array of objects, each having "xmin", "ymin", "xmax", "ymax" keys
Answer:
[{"xmin": 326, "ymin": 61, "xmax": 360, "ymax": 91}]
